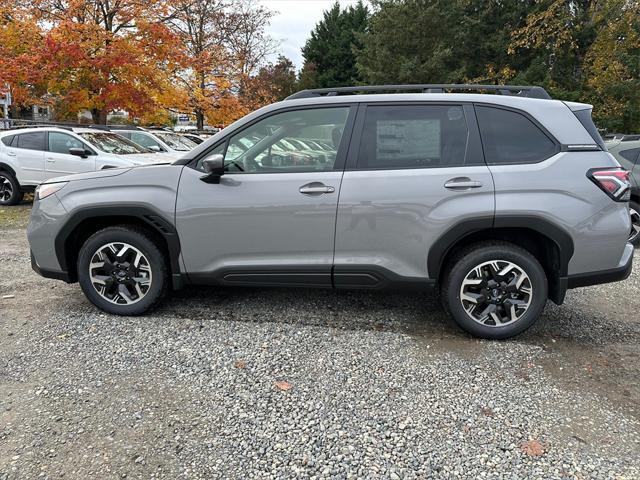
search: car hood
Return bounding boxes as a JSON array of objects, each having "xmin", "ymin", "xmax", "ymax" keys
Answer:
[{"xmin": 120, "ymin": 152, "xmax": 178, "ymax": 164}]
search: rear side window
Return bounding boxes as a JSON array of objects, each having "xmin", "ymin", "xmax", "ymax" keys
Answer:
[
  {"xmin": 617, "ymin": 148, "xmax": 640, "ymax": 170},
  {"xmin": 1, "ymin": 135, "xmax": 14, "ymax": 146},
  {"xmin": 357, "ymin": 105, "xmax": 469, "ymax": 169},
  {"xmin": 16, "ymin": 132, "xmax": 46, "ymax": 151},
  {"xmin": 476, "ymin": 106, "xmax": 558, "ymax": 165}
]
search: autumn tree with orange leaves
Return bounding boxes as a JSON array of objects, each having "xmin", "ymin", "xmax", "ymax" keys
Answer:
[{"xmin": 168, "ymin": 0, "xmax": 278, "ymax": 129}]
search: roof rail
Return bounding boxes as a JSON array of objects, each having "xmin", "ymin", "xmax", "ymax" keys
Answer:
[
  {"xmin": 286, "ymin": 84, "xmax": 552, "ymax": 100},
  {"xmin": 98, "ymin": 124, "xmax": 143, "ymax": 131}
]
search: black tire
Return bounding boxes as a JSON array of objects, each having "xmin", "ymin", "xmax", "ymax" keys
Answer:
[
  {"xmin": 77, "ymin": 226, "xmax": 168, "ymax": 315},
  {"xmin": 0, "ymin": 170, "xmax": 24, "ymax": 206},
  {"xmin": 629, "ymin": 201, "xmax": 640, "ymax": 247},
  {"xmin": 441, "ymin": 241, "xmax": 548, "ymax": 340}
]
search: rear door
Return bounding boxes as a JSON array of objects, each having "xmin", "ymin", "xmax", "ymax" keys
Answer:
[
  {"xmin": 333, "ymin": 102, "xmax": 495, "ymax": 287},
  {"xmin": 7, "ymin": 132, "xmax": 46, "ymax": 184},
  {"xmin": 45, "ymin": 131, "xmax": 96, "ymax": 177}
]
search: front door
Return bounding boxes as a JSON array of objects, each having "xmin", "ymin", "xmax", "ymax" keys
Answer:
[
  {"xmin": 176, "ymin": 105, "xmax": 354, "ymax": 286},
  {"xmin": 45, "ymin": 132, "xmax": 96, "ymax": 178}
]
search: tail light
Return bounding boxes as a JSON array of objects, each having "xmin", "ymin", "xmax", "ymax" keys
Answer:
[{"xmin": 588, "ymin": 168, "xmax": 631, "ymax": 201}]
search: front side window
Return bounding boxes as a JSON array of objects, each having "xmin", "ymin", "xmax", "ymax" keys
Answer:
[
  {"xmin": 48, "ymin": 132, "xmax": 86, "ymax": 155},
  {"xmin": 213, "ymin": 107, "xmax": 349, "ymax": 173},
  {"xmin": 357, "ymin": 105, "xmax": 469, "ymax": 169},
  {"xmin": 476, "ymin": 106, "xmax": 558, "ymax": 164},
  {"xmin": 78, "ymin": 132, "xmax": 149, "ymax": 155},
  {"xmin": 17, "ymin": 132, "xmax": 46, "ymax": 151}
]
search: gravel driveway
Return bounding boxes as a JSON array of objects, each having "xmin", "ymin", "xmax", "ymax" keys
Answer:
[{"xmin": 1, "ymin": 205, "xmax": 639, "ymax": 479}]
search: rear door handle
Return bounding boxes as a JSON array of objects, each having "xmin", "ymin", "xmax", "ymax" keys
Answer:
[
  {"xmin": 299, "ymin": 182, "xmax": 335, "ymax": 195},
  {"xmin": 5, "ymin": 151, "xmax": 16, "ymax": 157},
  {"xmin": 46, "ymin": 157, "xmax": 56, "ymax": 163},
  {"xmin": 444, "ymin": 177, "xmax": 483, "ymax": 190}
]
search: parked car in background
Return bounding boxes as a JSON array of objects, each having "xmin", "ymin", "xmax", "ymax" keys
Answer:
[
  {"xmin": 27, "ymin": 84, "xmax": 633, "ymax": 339},
  {"xmin": 181, "ymin": 133, "xmax": 205, "ymax": 145},
  {"xmin": 112, "ymin": 127, "xmax": 198, "ymax": 154},
  {"xmin": 607, "ymin": 137, "xmax": 640, "ymax": 245},
  {"xmin": 0, "ymin": 127, "xmax": 175, "ymax": 205}
]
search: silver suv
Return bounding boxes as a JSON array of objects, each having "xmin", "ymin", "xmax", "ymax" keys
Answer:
[{"xmin": 27, "ymin": 85, "xmax": 634, "ymax": 339}]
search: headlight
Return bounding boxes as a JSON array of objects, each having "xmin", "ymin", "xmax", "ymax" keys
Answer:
[{"xmin": 36, "ymin": 182, "xmax": 68, "ymax": 200}]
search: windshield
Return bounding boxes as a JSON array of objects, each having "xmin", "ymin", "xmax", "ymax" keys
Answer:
[
  {"xmin": 153, "ymin": 132, "xmax": 197, "ymax": 151},
  {"xmin": 78, "ymin": 132, "xmax": 150, "ymax": 155}
]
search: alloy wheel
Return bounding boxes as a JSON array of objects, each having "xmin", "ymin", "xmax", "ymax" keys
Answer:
[
  {"xmin": 459, "ymin": 260, "xmax": 533, "ymax": 327},
  {"xmin": 630, "ymin": 207, "xmax": 640, "ymax": 244},
  {"xmin": 0, "ymin": 174, "xmax": 13, "ymax": 203},
  {"xmin": 89, "ymin": 242, "xmax": 152, "ymax": 305}
]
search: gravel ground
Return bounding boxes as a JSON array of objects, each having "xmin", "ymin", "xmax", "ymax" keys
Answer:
[{"xmin": 1, "ymin": 206, "xmax": 639, "ymax": 479}]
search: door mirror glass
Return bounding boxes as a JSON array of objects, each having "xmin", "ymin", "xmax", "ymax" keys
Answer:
[{"xmin": 201, "ymin": 154, "xmax": 224, "ymax": 184}]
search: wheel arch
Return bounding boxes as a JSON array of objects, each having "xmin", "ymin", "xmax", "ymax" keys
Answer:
[
  {"xmin": 55, "ymin": 206, "xmax": 184, "ymax": 288},
  {"xmin": 0, "ymin": 162, "xmax": 17, "ymax": 177},
  {"xmin": 429, "ymin": 216, "xmax": 574, "ymax": 304}
]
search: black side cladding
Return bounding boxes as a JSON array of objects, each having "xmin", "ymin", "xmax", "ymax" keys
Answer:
[{"xmin": 572, "ymin": 108, "xmax": 606, "ymax": 151}]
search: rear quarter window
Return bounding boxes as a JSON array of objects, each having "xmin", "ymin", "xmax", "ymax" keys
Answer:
[
  {"xmin": 1, "ymin": 135, "xmax": 14, "ymax": 146},
  {"xmin": 476, "ymin": 106, "xmax": 558, "ymax": 165}
]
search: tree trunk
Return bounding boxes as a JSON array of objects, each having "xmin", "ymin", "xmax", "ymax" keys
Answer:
[
  {"xmin": 90, "ymin": 108, "xmax": 109, "ymax": 125},
  {"xmin": 196, "ymin": 110, "xmax": 204, "ymax": 130}
]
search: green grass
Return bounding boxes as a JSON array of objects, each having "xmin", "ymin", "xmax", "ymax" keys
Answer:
[{"xmin": 0, "ymin": 200, "xmax": 32, "ymax": 229}]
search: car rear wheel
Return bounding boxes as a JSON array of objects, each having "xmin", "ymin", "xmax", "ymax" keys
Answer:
[
  {"xmin": 629, "ymin": 201, "xmax": 640, "ymax": 247},
  {"xmin": 0, "ymin": 171, "xmax": 24, "ymax": 206},
  {"xmin": 441, "ymin": 242, "xmax": 548, "ymax": 339},
  {"xmin": 77, "ymin": 226, "xmax": 167, "ymax": 315}
]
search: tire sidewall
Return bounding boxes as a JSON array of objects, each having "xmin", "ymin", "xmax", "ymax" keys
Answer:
[
  {"xmin": 630, "ymin": 201, "xmax": 640, "ymax": 247},
  {"xmin": 0, "ymin": 171, "xmax": 22, "ymax": 206},
  {"xmin": 444, "ymin": 246, "xmax": 548, "ymax": 339},
  {"xmin": 78, "ymin": 228, "xmax": 166, "ymax": 315}
]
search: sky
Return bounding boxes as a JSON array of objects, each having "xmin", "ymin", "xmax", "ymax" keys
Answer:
[{"xmin": 260, "ymin": 0, "xmax": 365, "ymax": 70}]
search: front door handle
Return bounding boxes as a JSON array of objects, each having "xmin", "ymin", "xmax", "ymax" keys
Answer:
[
  {"xmin": 444, "ymin": 177, "xmax": 483, "ymax": 190},
  {"xmin": 46, "ymin": 157, "xmax": 56, "ymax": 163},
  {"xmin": 299, "ymin": 182, "xmax": 335, "ymax": 195}
]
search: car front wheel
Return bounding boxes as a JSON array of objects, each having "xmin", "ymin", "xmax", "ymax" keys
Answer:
[
  {"xmin": 77, "ymin": 226, "xmax": 168, "ymax": 315},
  {"xmin": 441, "ymin": 242, "xmax": 548, "ymax": 339}
]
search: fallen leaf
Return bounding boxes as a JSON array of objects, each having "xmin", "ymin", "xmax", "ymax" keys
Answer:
[
  {"xmin": 234, "ymin": 360, "xmax": 246, "ymax": 369},
  {"xmin": 480, "ymin": 406, "xmax": 494, "ymax": 417},
  {"xmin": 520, "ymin": 439, "xmax": 545, "ymax": 457},
  {"xmin": 275, "ymin": 381, "xmax": 292, "ymax": 391}
]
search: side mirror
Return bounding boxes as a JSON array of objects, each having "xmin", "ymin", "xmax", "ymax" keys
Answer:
[
  {"xmin": 69, "ymin": 147, "xmax": 88, "ymax": 158},
  {"xmin": 147, "ymin": 145, "xmax": 161, "ymax": 152},
  {"xmin": 201, "ymin": 154, "xmax": 225, "ymax": 184}
]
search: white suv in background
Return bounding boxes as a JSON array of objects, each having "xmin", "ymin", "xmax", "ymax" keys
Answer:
[
  {"xmin": 0, "ymin": 127, "xmax": 176, "ymax": 205},
  {"xmin": 112, "ymin": 128, "xmax": 198, "ymax": 154}
]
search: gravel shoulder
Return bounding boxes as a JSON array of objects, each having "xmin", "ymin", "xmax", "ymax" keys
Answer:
[{"xmin": 0, "ymin": 207, "xmax": 639, "ymax": 479}]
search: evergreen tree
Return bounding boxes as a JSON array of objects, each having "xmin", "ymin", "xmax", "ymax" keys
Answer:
[{"xmin": 300, "ymin": 1, "xmax": 369, "ymax": 88}]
